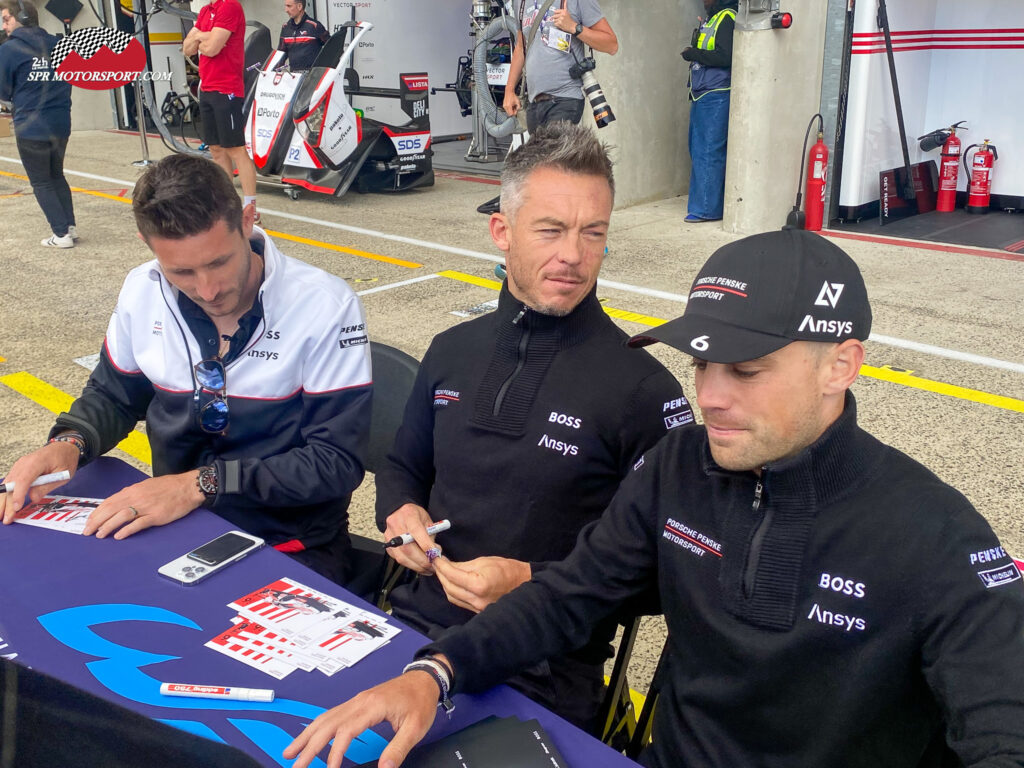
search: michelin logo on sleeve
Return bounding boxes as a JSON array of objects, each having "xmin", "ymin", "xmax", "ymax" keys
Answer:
[
  {"xmin": 977, "ymin": 564, "xmax": 1021, "ymax": 589},
  {"xmin": 663, "ymin": 396, "xmax": 695, "ymax": 430},
  {"xmin": 338, "ymin": 323, "xmax": 368, "ymax": 349}
]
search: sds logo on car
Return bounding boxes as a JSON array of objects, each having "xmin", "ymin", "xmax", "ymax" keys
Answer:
[{"xmin": 391, "ymin": 132, "xmax": 430, "ymax": 155}]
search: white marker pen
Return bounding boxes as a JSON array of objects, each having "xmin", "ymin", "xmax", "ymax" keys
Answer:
[
  {"xmin": 160, "ymin": 683, "xmax": 275, "ymax": 702},
  {"xmin": 383, "ymin": 519, "xmax": 452, "ymax": 548},
  {"xmin": 1, "ymin": 470, "xmax": 72, "ymax": 494}
]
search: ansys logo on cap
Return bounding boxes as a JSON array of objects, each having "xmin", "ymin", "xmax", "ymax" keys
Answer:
[
  {"xmin": 814, "ymin": 281, "xmax": 845, "ymax": 309},
  {"xmin": 800, "ymin": 280, "xmax": 852, "ymax": 338},
  {"xmin": 49, "ymin": 28, "xmax": 151, "ymax": 90}
]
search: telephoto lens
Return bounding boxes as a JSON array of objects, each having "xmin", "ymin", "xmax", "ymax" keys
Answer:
[{"xmin": 581, "ymin": 70, "xmax": 615, "ymax": 127}]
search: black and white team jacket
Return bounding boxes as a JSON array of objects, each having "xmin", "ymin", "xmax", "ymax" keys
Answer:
[
  {"xmin": 428, "ymin": 393, "xmax": 1024, "ymax": 768},
  {"xmin": 376, "ymin": 283, "xmax": 694, "ymax": 641},
  {"xmin": 277, "ymin": 14, "xmax": 330, "ymax": 71},
  {"xmin": 53, "ymin": 228, "xmax": 372, "ymax": 550}
]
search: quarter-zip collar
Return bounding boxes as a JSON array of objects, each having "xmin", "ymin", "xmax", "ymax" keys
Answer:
[
  {"xmin": 699, "ymin": 391, "xmax": 879, "ymax": 507},
  {"xmin": 700, "ymin": 392, "xmax": 887, "ymax": 630},
  {"xmin": 470, "ymin": 282, "xmax": 607, "ymax": 435},
  {"xmin": 494, "ymin": 281, "xmax": 606, "ymax": 348}
]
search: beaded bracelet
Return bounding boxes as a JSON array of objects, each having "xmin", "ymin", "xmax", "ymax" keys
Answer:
[{"xmin": 48, "ymin": 432, "xmax": 86, "ymax": 460}]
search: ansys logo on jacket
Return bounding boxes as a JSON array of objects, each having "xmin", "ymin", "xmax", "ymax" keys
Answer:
[{"xmin": 48, "ymin": 27, "xmax": 152, "ymax": 90}]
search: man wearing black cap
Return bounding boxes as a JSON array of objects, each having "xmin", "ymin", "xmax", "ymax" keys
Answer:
[{"xmin": 285, "ymin": 230, "xmax": 1024, "ymax": 768}]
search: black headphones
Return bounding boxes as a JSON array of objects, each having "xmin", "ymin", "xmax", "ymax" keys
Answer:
[{"xmin": 15, "ymin": 0, "xmax": 33, "ymax": 26}]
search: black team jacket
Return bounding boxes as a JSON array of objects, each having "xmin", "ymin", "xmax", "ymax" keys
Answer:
[
  {"xmin": 377, "ymin": 283, "xmax": 692, "ymax": 679},
  {"xmin": 426, "ymin": 393, "xmax": 1024, "ymax": 768}
]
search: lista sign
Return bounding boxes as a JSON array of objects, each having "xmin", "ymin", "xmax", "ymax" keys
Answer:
[{"xmin": 401, "ymin": 75, "xmax": 429, "ymax": 91}]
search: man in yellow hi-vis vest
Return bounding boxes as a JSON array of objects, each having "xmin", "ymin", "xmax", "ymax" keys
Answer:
[{"xmin": 681, "ymin": 0, "xmax": 737, "ymax": 222}]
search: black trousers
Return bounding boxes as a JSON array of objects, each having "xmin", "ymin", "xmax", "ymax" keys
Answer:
[
  {"xmin": 17, "ymin": 134, "xmax": 75, "ymax": 237},
  {"xmin": 526, "ymin": 96, "xmax": 585, "ymax": 132}
]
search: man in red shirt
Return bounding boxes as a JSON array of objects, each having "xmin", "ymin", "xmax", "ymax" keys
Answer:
[{"xmin": 183, "ymin": 0, "xmax": 259, "ymax": 217}]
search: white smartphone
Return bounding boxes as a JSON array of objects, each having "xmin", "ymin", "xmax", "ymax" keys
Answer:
[{"xmin": 158, "ymin": 530, "xmax": 264, "ymax": 585}]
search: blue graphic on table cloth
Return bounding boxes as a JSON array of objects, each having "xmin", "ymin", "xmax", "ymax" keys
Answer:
[{"xmin": 38, "ymin": 603, "xmax": 387, "ymax": 766}]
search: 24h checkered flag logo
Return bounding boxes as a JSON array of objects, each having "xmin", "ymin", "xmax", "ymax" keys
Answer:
[{"xmin": 51, "ymin": 27, "xmax": 146, "ymax": 91}]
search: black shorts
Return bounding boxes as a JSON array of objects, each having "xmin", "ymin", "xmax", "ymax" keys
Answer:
[{"xmin": 199, "ymin": 90, "xmax": 246, "ymax": 149}]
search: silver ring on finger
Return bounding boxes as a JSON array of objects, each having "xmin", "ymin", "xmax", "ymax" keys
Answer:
[{"xmin": 128, "ymin": 505, "xmax": 140, "ymax": 520}]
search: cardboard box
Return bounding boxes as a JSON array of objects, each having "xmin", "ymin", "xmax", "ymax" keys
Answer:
[{"xmin": 0, "ymin": 116, "xmax": 12, "ymax": 138}]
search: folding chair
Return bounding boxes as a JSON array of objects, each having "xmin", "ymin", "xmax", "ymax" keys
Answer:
[{"xmin": 345, "ymin": 342, "xmax": 419, "ymax": 603}]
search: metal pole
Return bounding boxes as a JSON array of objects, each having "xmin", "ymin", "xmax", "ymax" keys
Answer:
[
  {"xmin": 877, "ymin": 0, "xmax": 914, "ymax": 200},
  {"xmin": 131, "ymin": 78, "xmax": 152, "ymax": 166}
]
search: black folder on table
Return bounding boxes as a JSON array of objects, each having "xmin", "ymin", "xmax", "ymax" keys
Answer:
[{"xmin": 360, "ymin": 715, "xmax": 571, "ymax": 767}]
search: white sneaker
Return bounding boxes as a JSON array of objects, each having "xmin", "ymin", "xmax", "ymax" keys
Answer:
[
  {"xmin": 67, "ymin": 225, "xmax": 79, "ymax": 241},
  {"xmin": 41, "ymin": 234, "xmax": 75, "ymax": 248}
]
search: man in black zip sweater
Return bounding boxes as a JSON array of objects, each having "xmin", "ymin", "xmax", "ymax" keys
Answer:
[
  {"xmin": 286, "ymin": 230, "xmax": 1024, "ymax": 768},
  {"xmin": 373, "ymin": 121, "xmax": 692, "ymax": 731}
]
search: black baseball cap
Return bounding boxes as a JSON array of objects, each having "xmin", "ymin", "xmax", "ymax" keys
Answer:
[{"xmin": 629, "ymin": 230, "xmax": 871, "ymax": 363}]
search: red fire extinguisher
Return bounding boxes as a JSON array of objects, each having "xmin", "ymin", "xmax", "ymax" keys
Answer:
[
  {"xmin": 963, "ymin": 140, "xmax": 998, "ymax": 214},
  {"xmin": 935, "ymin": 122, "xmax": 965, "ymax": 212},
  {"xmin": 804, "ymin": 131, "xmax": 828, "ymax": 231}
]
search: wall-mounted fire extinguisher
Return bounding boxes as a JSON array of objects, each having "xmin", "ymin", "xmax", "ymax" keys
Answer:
[
  {"xmin": 963, "ymin": 140, "xmax": 998, "ymax": 214},
  {"xmin": 804, "ymin": 131, "xmax": 828, "ymax": 231}
]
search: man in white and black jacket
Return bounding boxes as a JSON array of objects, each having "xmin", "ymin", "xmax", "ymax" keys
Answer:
[
  {"xmin": 286, "ymin": 230, "xmax": 1024, "ymax": 768},
  {"xmin": 374, "ymin": 121, "xmax": 693, "ymax": 731},
  {"xmin": 0, "ymin": 155, "xmax": 371, "ymax": 585}
]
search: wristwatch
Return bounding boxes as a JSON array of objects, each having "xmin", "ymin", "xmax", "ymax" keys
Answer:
[
  {"xmin": 573, "ymin": 21, "xmax": 583, "ymax": 36},
  {"xmin": 197, "ymin": 465, "xmax": 219, "ymax": 502}
]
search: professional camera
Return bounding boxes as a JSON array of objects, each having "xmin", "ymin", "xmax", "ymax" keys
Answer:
[{"xmin": 569, "ymin": 56, "xmax": 615, "ymax": 128}]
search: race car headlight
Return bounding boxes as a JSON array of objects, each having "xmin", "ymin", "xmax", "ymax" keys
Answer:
[{"xmin": 295, "ymin": 85, "xmax": 332, "ymax": 148}]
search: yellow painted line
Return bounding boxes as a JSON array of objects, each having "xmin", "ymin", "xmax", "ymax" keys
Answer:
[
  {"xmin": 862, "ymin": 365, "xmax": 1024, "ymax": 413},
  {"xmin": 265, "ymin": 229, "xmax": 422, "ymax": 269},
  {"xmin": 438, "ymin": 269, "xmax": 502, "ymax": 290},
  {"xmin": 5, "ymin": 170, "xmax": 1018, "ymax": 413},
  {"xmin": 0, "ymin": 355, "xmax": 6, "ymax": 362},
  {"xmin": 149, "ymin": 32, "xmax": 183, "ymax": 42},
  {"xmin": 601, "ymin": 306, "xmax": 667, "ymax": 327},
  {"xmin": 0, "ymin": 372, "xmax": 152, "ymax": 465},
  {"xmin": 437, "ymin": 270, "xmax": 1023, "ymax": 414},
  {"xmin": 0, "ymin": 170, "xmax": 131, "ymax": 205},
  {"xmin": 439, "ymin": 270, "xmax": 669, "ymax": 328},
  {"xmin": 72, "ymin": 186, "xmax": 131, "ymax": 204},
  {"xmin": 603, "ymin": 675, "xmax": 647, "ymax": 712},
  {"xmin": 0, "ymin": 170, "xmax": 416, "ymax": 269}
]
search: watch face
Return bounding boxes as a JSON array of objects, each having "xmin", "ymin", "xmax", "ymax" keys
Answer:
[{"xmin": 199, "ymin": 467, "xmax": 217, "ymax": 495}]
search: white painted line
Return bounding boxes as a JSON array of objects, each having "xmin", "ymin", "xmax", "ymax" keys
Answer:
[
  {"xmin": 598, "ymin": 278, "xmax": 688, "ymax": 303},
  {"xmin": 356, "ymin": 274, "xmax": 441, "ymax": 296},
  {"xmin": 868, "ymin": 334, "xmax": 1024, "ymax": 375},
  {"xmin": 4, "ymin": 156, "xmax": 1021, "ymax": 376},
  {"xmin": 1, "ymin": 157, "xmax": 134, "ymax": 187},
  {"xmin": 1, "ymin": 156, "xmax": 689, "ymax": 302}
]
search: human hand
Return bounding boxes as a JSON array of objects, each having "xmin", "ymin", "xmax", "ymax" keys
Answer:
[
  {"xmin": 283, "ymin": 670, "xmax": 441, "ymax": 768},
  {"xmin": 383, "ymin": 504, "xmax": 438, "ymax": 575},
  {"xmin": 503, "ymin": 90, "xmax": 521, "ymax": 117},
  {"xmin": 550, "ymin": 8, "xmax": 576, "ymax": 34},
  {"xmin": 82, "ymin": 471, "xmax": 204, "ymax": 540},
  {"xmin": 434, "ymin": 555, "xmax": 532, "ymax": 613},
  {"xmin": 681, "ymin": 47, "xmax": 695, "ymax": 61},
  {"xmin": 1, "ymin": 442, "xmax": 78, "ymax": 524}
]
